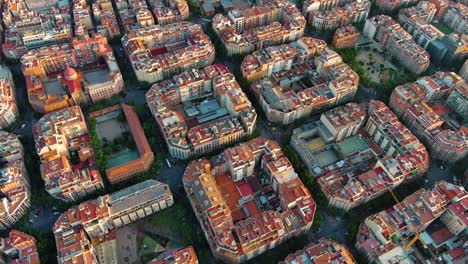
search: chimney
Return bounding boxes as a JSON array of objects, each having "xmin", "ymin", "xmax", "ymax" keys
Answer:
[{"xmin": 204, "ymin": 163, "xmax": 211, "ymax": 173}]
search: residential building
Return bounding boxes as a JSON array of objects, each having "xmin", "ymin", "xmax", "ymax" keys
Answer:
[
  {"xmin": 302, "ymin": 0, "xmax": 339, "ymax": 15},
  {"xmin": 122, "ymin": 22, "xmax": 215, "ymax": 83},
  {"xmin": 243, "ymin": 37, "xmax": 359, "ymax": 124},
  {"xmin": 399, "ymin": 1, "xmax": 437, "ymax": 26},
  {"xmin": 241, "ymin": 37, "xmax": 328, "ymax": 82},
  {"xmin": 376, "ymin": 0, "xmax": 420, "ymax": 11},
  {"xmin": 88, "ymin": 104, "xmax": 154, "ymax": 183},
  {"xmin": 114, "ymin": 0, "xmax": 156, "ymax": 33},
  {"xmin": 22, "ymin": 34, "xmax": 124, "ymax": 113},
  {"xmin": 0, "ymin": 230, "xmax": 39, "ymax": 264},
  {"xmin": 364, "ymin": 15, "xmax": 430, "ymax": 74},
  {"xmin": 441, "ymin": 2, "xmax": 468, "ymax": 34},
  {"xmin": 198, "ymin": 0, "xmax": 235, "ymax": 16},
  {"xmin": 212, "ymin": 0, "xmax": 306, "ymax": 56},
  {"xmin": 0, "ymin": 131, "xmax": 31, "ymax": 230},
  {"xmin": 291, "ymin": 101, "xmax": 429, "ymax": 211},
  {"xmin": 446, "ymin": 83, "xmax": 468, "ymax": 121},
  {"xmin": 426, "ymin": 33, "xmax": 467, "ymax": 63},
  {"xmin": 440, "ymin": 197, "xmax": 468, "ymax": 236},
  {"xmin": 332, "ymin": 25, "xmax": 360, "ymax": 48},
  {"xmin": 279, "ymin": 239, "xmax": 355, "ymax": 264},
  {"xmin": 389, "ymin": 72, "xmax": 467, "ymax": 162},
  {"xmin": 307, "ymin": 0, "xmax": 371, "ymax": 32},
  {"xmin": 398, "ymin": 2, "xmax": 467, "ymax": 63},
  {"xmin": 429, "ymin": 0, "xmax": 449, "ymax": 19},
  {"xmin": 0, "ymin": 65, "xmax": 19, "ymax": 129},
  {"xmin": 146, "ymin": 64, "xmax": 257, "ymax": 159},
  {"xmin": 149, "ymin": 246, "xmax": 198, "ymax": 264},
  {"xmin": 183, "ymin": 138, "xmax": 316, "ymax": 263},
  {"xmin": 33, "ymin": 106, "xmax": 105, "ymax": 202},
  {"xmin": 356, "ymin": 181, "xmax": 466, "ymax": 263},
  {"xmin": 375, "ymin": 0, "xmax": 402, "ymax": 12},
  {"xmin": 1, "ymin": 0, "xmax": 72, "ymax": 59},
  {"xmin": 54, "ymin": 180, "xmax": 173, "ymax": 264},
  {"xmin": 73, "ymin": 0, "xmax": 94, "ymax": 38},
  {"xmin": 459, "ymin": 59, "xmax": 468, "ymax": 81},
  {"xmin": 148, "ymin": 0, "xmax": 189, "ymax": 25},
  {"xmin": 92, "ymin": 0, "xmax": 122, "ymax": 39}
]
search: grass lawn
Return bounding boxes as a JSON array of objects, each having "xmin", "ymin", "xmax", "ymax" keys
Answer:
[{"xmin": 138, "ymin": 235, "xmax": 160, "ymax": 256}]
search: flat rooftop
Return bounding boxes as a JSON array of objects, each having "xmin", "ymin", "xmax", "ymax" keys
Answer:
[
  {"xmin": 336, "ymin": 135, "xmax": 370, "ymax": 157},
  {"xmin": 43, "ymin": 79, "xmax": 65, "ymax": 95},
  {"xmin": 107, "ymin": 149, "xmax": 140, "ymax": 168},
  {"xmin": 83, "ymin": 68, "xmax": 111, "ymax": 84}
]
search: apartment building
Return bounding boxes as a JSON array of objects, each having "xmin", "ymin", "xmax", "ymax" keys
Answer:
[
  {"xmin": 54, "ymin": 180, "xmax": 173, "ymax": 264},
  {"xmin": 21, "ymin": 34, "xmax": 123, "ymax": 113},
  {"xmin": 389, "ymin": 72, "xmax": 467, "ymax": 162},
  {"xmin": 291, "ymin": 101, "xmax": 429, "ymax": 211},
  {"xmin": 183, "ymin": 138, "xmax": 316, "ymax": 263},
  {"xmin": 398, "ymin": 2, "xmax": 467, "ymax": 63},
  {"xmin": 375, "ymin": 0, "xmax": 420, "ymax": 12},
  {"xmin": 146, "ymin": 64, "xmax": 257, "ymax": 159},
  {"xmin": 122, "ymin": 22, "xmax": 215, "ymax": 83},
  {"xmin": 242, "ymin": 37, "xmax": 359, "ymax": 124},
  {"xmin": 33, "ymin": 106, "xmax": 104, "ymax": 202},
  {"xmin": 0, "ymin": 230, "xmax": 39, "ymax": 264},
  {"xmin": 356, "ymin": 181, "xmax": 466, "ymax": 263},
  {"xmin": 441, "ymin": 2, "xmax": 468, "ymax": 34},
  {"xmin": 212, "ymin": 0, "xmax": 306, "ymax": 56},
  {"xmin": 148, "ymin": 0, "xmax": 189, "ymax": 25},
  {"xmin": 332, "ymin": 25, "xmax": 360, "ymax": 48},
  {"xmin": 241, "ymin": 37, "xmax": 328, "ymax": 82},
  {"xmin": 364, "ymin": 15, "xmax": 430, "ymax": 74},
  {"xmin": 279, "ymin": 239, "xmax": 355, "ymax": 263},
  {"xmin": 0, "ymin": 131, "xmax": 31, "ymax": 230},
  {"xmin": 1, "ymin": 0, "xmax": 72, "ymax": 59},
  {"xmin": 92, "ymin": 0, "xmax": 121, "ymax": 39},
  {"xmin": 306, "ymin": 0, "xmax": 371, "ymax": 32},
  {"xmin": 73, "ymin": 0, "xmax": 94, "ymax": 38},
  {"xmin": 149, "ymin": 246, "xmax": 198, "ymax": 264},
  {"xmin": 429, "ymin": 0, "xmax": 450, "ymax": 19},
  {"xmin": 0, "ymin": 65, "xmax": 19, "ymax": 129},
  {"xmin": 459, "ymin": 59, "xmax": 468, "ymax": 81},
  {"xmin": 302, "ymin": 0, "xmax": 339, "ymax": 15}
]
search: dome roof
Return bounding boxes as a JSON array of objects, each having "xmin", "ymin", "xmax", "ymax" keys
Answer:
[{"xmin": 63, "ymin": 67, "xmax": 77, "ymax": 81}]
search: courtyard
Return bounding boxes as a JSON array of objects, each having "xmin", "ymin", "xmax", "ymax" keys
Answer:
[{"xmin": 93, "ymin": 109, "xmax": 140, "ymax": 168}]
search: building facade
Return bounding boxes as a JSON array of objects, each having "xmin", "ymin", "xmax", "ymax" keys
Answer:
[
  {"xmin": 0, "ymin": 65, "xmax": 19, "ymax": 129},
  {"xmin": 33, "ymin": 105, "xmax": 105, "ymax": 201},
  {"xmin": 122, "ymin": 22, "xmax": 215, "ymax": 83},
  {"xmin": 54, "ymin": 180, "xmax": 173, "ymax": 264},
  {"xmin": 332, "ymin": 25, "xmax": 360, "ymax": 48},
  {"xmin": 0, "ymin": 230, "xmax": 39, "ymax": 264},
  {"xmin": 212, "ymin": 0, "xmax": 306, "ymax": 56},
  {"xmin": 183, "ymin": 138, "xmax": 316, "ymax": 263},
  {"xmin": 0, "ymin": 131, "xmax": 31, "ymax": 230},
  {"xmin": 242, "ymin": 37, "xmax": 359, "ymax": 124},
  {"xmin": 147, "ymin": 64, "xmax": 257, "ymax": 159},
  {"xmin": 389, "ymin": 72, "xmax": 467, "ymax": 162},
  {"xmin": 364, "ymin": 15, "xmax": 430, "ymax": 74},
  {"xmin": 22, "ymin": 34, "xmax": 124, "ymax": 113}
]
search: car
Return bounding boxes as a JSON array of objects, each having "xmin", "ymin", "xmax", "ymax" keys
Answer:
[{"xmin": 20, "ymin": 123, "xmax": 25, "ymax": 129}]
